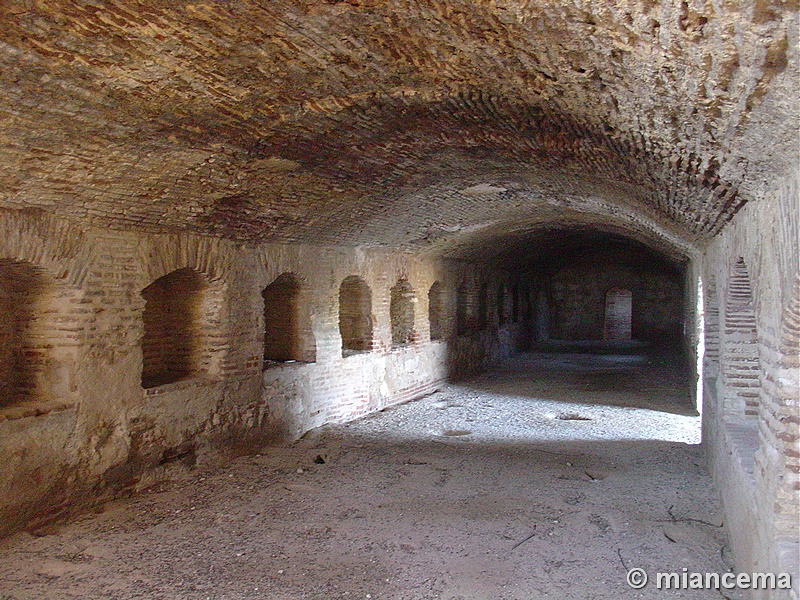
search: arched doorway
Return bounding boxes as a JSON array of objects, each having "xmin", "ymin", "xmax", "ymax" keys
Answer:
[{"xmin": 604, "ymin": 288, "xmax": 632, "ymax": 341}]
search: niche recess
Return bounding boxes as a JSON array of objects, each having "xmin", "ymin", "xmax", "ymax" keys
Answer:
[
  {"xmin": 390, "ymin": 278, "xmax": 416, "ymax": 347},
  {"xmin": 428, "ymin": 281, "xmax": 444, "ymax": 341},
  {"xmin": 339, "ymin": 276, "xmax": 373, "ymax": 356},
  {"xmin": 262, "ymin": 273, "xmax": 315, "ymax": 364},
  {"xmin": 0, "ymin": 260, "xmax": 51, "ymax": 407},
  {"xmin": 141, "ymin": 268, "xmax": 207, "ymax": 388}
]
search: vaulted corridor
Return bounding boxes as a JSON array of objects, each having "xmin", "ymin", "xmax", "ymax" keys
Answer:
[{"xmin": 0, "ymin": 1, "xmax": 797, "ymax": 597}]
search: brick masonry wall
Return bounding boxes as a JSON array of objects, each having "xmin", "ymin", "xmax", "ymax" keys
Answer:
[
  {"xmin": 722, "ymin": 258, "xmax": 761, "ymax": 419},
  {"xmin": 260, "ymin": 252, "xmax": 529, "ymax": 437},
  {"xmin": 445, "ymin": 263, "xmax": 530, "ymax": 381},
  {"xmin": 544, "ymin": 253, "xmax": 684, "ymax": 343},
  {"xmin": 704, "ymin": 170, "xmax": 799, "ymax": 598},
  {"xmin": 0, "ymin": 209, "xmax": 527, "ymax": 536}
]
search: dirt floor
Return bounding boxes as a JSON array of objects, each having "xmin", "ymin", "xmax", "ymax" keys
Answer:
[{"xmin": 0, "ymin": 349, "xmax": 744, "ymax": 600}]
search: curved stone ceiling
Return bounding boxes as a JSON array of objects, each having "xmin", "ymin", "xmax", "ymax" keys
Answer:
[{"xmin": 0, "ymin": 0, "xmax": 796, "ymax": 254}]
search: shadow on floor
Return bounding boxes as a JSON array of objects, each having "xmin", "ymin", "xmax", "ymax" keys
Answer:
[{"xmin": 463, "ymin": 343, "xmax": 697, "ymax": 417}]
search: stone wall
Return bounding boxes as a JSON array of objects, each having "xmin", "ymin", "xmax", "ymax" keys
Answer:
[{"xmin": 0, "ymin": 208, "xmax": 528, "ymax": 536}]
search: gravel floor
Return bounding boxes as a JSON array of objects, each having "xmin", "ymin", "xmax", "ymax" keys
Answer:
[{"xmin": 0, "ymin": 350, "xmax": 742, "ymax": 600}]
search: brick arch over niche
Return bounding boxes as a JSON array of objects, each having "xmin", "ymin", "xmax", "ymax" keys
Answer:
[
  {"xmin": 722, "ymin": 258, "xmax": 760, "ymax": 420},
  {"xmin": 141, "ymin": 268, "xmax": 209, "ymax": 389},
  {"xmin": 390, "ymin": 278, "xmax": 416, "ymax": 347},
  {"xmin": 0, "ymin": 210, "xmax": 92, "ymax": 288},
  {"xmin": 262, "ymin": 273, "xmax": 316, "ymax": 364},
  {"xmin": 339, "ymin": 276, "xmax": 373, "ymax": 356},
  {"xmin": 138, "ymin": 235, "xmax": 230, "ymax": 288}
]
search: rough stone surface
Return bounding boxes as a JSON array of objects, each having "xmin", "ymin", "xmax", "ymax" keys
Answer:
[{"xmin": 0, "ymin": 1, "xmax": 796, "ymax": 258}]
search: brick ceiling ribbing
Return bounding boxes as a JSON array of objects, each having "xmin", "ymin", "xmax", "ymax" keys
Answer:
[{"xmin": 0, "ymin": 0, "xmax": 796, "ymax": 258}]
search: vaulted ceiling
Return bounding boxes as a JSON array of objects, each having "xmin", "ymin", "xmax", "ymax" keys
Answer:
[{"xmin": 0, "ymin": 0, "xmax": 796, "ymax": 260}]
